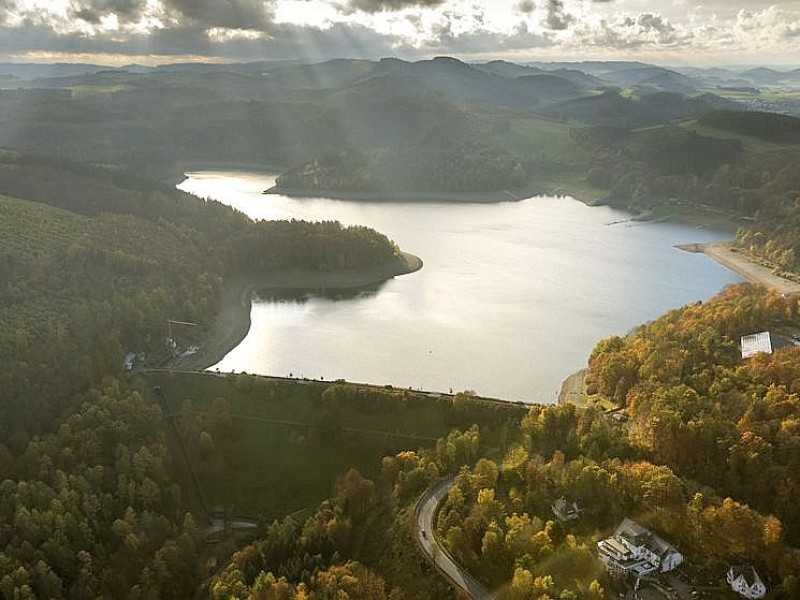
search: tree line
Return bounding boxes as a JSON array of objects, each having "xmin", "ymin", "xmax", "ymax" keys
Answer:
[{"xmin": 275, "ymin": 140, "xmax": 528, "ymax": 194}]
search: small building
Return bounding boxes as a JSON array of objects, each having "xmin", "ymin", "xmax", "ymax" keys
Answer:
[
  {"xmin": 552, "ymin": 497, "xmax": 582, "ymax": 522},
  {"xmin": 727, "ymin": 565, "xmax": 766, "ymax": 599},
  {"xmin": 741, "ymin": 332, "xmax": 772, "ymax": 359},
  {"xmin": 597, "ymin": 518, "xmax": 683, "ymax": 577},
  {"xmin": 123, "ymin": 353, "xmax": 136, "ymax": 371}
]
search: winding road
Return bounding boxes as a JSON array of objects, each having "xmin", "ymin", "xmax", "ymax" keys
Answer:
[{"xmin": 415, "ymin": 478, "xmax": 493, "ymax": 600}]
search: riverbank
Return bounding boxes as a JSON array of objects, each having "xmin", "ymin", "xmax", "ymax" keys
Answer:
[
  {"xmin": 676, "ymin": 243, "xmax": 800, "ymax": 295},
  {"xmin": 170, "ymin": 252, "xmax": 422, "ymax": 371}
]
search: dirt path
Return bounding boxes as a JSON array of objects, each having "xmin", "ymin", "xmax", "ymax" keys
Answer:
[{"xmin": 171, "ymin": 252, "xmax": 422, "ymax": 370}]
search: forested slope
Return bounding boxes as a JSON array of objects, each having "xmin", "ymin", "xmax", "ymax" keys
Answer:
[
  {"xmin": 0, "ymin": 193, "xmax": 218, "ymax": 439},
  {"xmin": 587, "ymin": 284, "xmax": 800, "ymax": 547},
  {"xmin": 0, "ymin": 155, "xmax": 408, "ymax": 598},
  {"xmin": 419, "ymin": 285, "xmax": 800, "ymax": 598},
  {"xmin": 205, "ymin": 285, "xmax": 800, "ymax": 599}
]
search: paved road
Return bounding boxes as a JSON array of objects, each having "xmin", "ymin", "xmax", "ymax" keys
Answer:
[{"xmin": 415, "ymin": 478, "xmax": 492, "ymax": 600}]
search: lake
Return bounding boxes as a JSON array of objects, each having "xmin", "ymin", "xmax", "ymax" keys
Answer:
[{"xmin": 178, "ymin": 170, "xmax": 741, "ymax": 403}]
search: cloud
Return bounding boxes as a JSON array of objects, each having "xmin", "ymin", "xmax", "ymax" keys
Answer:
[
  {"xmin": 2, "ymin": 0, "xmax": 277, "ymax": 32},
  {"xmin": 1, "ymin": 0, "xmax": 800, "ymax": 65},
  {"xmin": 515, "ymin": 0, "xmax": 534, "ymax": 14},
  {"xmin": 568, "ymin": 12, "xmax": 690, "ymax": 49},
  {"xmin": 423, "ymin": 26, "xmax": 550, "ymax": 52},
  {"xmin": 0, "ymin": 18, "xmax": 411, "ymax": 62},
  {"xmin": 343, "ymin": 0, "xmax": 446, "ymax": 14},
  {"xmin": 545, "ymin": 0, "xmax": 572, "ymax": 30},
  {"xmin": 161, "ymin": 0, "xmax": 274, "ymax": 29},
  {"xmin": 733, "ymin": 6, "xmax": 800, "ymax": 41},
  {"xmin": 70, "ymin": 0, "xmax": 148, "ymax": 24}
]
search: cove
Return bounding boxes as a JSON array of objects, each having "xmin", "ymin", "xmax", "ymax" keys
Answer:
[{"xmin": 178, "ymin": 170, "xmax": 741, "ymax": 403}]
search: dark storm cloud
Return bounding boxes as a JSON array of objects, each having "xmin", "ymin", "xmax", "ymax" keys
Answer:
[
  {"xmin": 0, "ymin": 19, "xmax": 404, "ymax": 61},
  {"xmin": 161, "ymin": 0, "xmax": 274, "ymax": 29},
  {"xmin": 343, "ymin": 0, "xmax": 446, "ymax": 14},
  {"xmin": 2, "ymin": 0, "xmax": 276, "ymax": 31},
  {"xmin": 70, "ymin": 0, "xmax": 148, "ymax": 24},
  {"xmin": 545, "ymin": 0, "xmax": 572, "ymax": 30}
]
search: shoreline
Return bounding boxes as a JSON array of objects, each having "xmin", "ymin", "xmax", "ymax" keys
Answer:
[
  {"xmin": 263, "ymin": 181, "xmax": 586, "ymax": 204},
  {"xmin": 558, "ymin": 243, "xmax": 800, "ymax": 407},
  {"xmin": 169, "ymin": 252, "xmax": 423, "ymax": 371},
  {"xmin": 676, "ymin": 242, "xmax": 800, "ymax": 295}
]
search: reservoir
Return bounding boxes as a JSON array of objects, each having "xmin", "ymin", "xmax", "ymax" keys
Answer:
[{"xmin": 179, "ymin": 170, "xmax": 741, "ymax": 403}]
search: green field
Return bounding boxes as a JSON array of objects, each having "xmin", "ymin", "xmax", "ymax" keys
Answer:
[
  {"xmin": 143, "ymin": 371, "xmax": 527, "ymax": 519},
  {"xmin": 677, "ymin": 118, "xmax": 787, "ymax": 155},
  {"xmin": 493, "ymin": 117, "xmax": 593, "ymax": 164}
]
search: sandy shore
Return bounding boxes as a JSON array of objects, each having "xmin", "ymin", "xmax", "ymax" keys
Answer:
[
  {"xmin": 676, "ymin": 242, "xmax": 800, "ymax": 295},
  {"xmin": 170, "ymin": 252, "xmax": 422, "ymax": 371}
]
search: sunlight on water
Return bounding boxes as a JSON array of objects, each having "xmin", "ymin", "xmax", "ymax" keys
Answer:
[{"xmin": 179, "ymin": 170, "xmax": 741, "ymax": 403}]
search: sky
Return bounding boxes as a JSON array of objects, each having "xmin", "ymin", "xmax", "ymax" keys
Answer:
[{"xmin": 1, "ymin": 0, "xmax": 800, "ymax": 66}]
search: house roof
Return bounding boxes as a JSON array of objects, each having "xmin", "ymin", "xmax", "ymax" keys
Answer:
[
  {"xmin": 614, "ymin": 518, "xmax": 678, "ymax": 558},
  {"xmin": 741, "ymin": 331, "xmax": 772, "ymax": 359},
  {"xmin": 729, "ymin": 565, "xmax": 764, "ymax": 588}
]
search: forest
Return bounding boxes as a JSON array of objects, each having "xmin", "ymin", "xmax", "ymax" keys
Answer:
[
  {"xmin": 274, "ymin": 141, "xmax": 528, "ymax": 194},
  {"xmin": 0, "ymin": 154, "xmax": 413, "ymax": 598},
  {"xmin": 3, "ymin": 58, "xmax": 800, "ymax": 599},
  {"xmin": 567, "ymin": 111, "xmax": 800, "ymax": 280},
  {"xmin": 86, "ymin": 284, "xmax": 796, "ymax": 600},
  {"xmin": 202, "ymin": 284, "xmax": 800, "ymax": 599}
]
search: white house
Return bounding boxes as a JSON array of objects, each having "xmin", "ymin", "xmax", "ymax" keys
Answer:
[
  {"xmin": 727, "ymin": 565, "xmax": 766, "ymax": 599},
  {"xmin": 597, "ymin": 518, "xmax": 683, "ymax": 576}
]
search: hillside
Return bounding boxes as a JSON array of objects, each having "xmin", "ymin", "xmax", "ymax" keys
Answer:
[
  {"xmin": 207, "ymin": 284, "xmax": 800, "ymax": 599},
  {"xmin": 0, "ymin": 153, "xmax": 407, "ymax": 436},
  {"xmin": 700, "ymin": 109, "xmax": 800, "ymax": 144},
  {"xmin": 539, "ymin": 90, "xmax": 723, "ymax": 127},
  {"xmin": 0, "ymin": 153, "xmax": 423, "ymax": 598},
  {"xmin": 7, "ymin": 56, "xmax": 794, "ymax": 203},
  {"xmin": 146, "ymin": 370, "xmax": 526, "ymax": 517}
]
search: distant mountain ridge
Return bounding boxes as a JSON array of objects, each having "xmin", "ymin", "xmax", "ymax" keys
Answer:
[{"xmin": 538, "ymin": 89, "xmax": 733, "ymax": 127}]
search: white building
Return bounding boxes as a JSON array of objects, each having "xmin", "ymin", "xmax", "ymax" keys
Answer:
[
  {"xmin": 597, "ymin": 518, "xmax": 683, "ymax": 576},
  {"xmin": 741, "ymin": 332, "xmax": 772, "ymax": 359},
  {"xmin": 123, "ymin": 352, "xmax": 136, "ymax": 371},
  {"xmin": 727, "ymin": 565, "xmax": 766, "ymax": 599}
]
